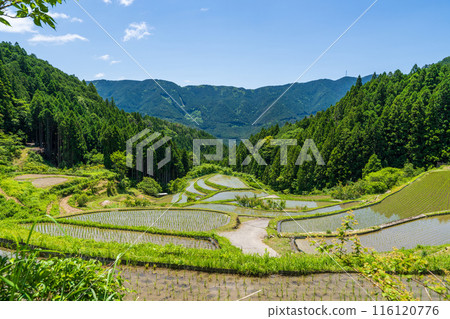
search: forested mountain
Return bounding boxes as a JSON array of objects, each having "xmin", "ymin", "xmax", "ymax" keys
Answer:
[
  {"xmin": 91, "ymin": 76, "xmax": 371, "ymax": 139},
  {"xmin": 233, "ymin": 60, "xmax": 450, "ymax": 193},
  {"xmin": 0, "ymin": 42, "xmax": 213, "ymax": 184}
]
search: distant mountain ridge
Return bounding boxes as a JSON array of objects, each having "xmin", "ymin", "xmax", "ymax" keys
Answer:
[{"xmin": 91, "ymin": 76, "xmax": 371, "ymax": 139}]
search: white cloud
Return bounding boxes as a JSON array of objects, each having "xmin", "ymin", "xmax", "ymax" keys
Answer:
[
  {"xmin": 102, "ymin": 0, "xmax": 112, "ymax": 3},
  {"xmin": 95, "ymin": 73, "xmax": 105, "ymax": 78},
  {"xmin": 200, "ymin": 8, "xmax": 209, "ymax": 12},
  {"xmin": 119, "ymin": 0, "xmax": 135, "ymax": 6},
  {"xmin": 110, "ymin": 60, "xmax": 121, "ymax": 65},
  {"xmin": 50, "ymin": 12, "xmax": 83, "ymax": 23},
  {"xmin": 28, "ymin": 33, "xmax": 88, "ymax": 45},
  {"xmin": 123, "ymin": 22, "xmax": 152, "ymax": 41},
  {"xmin": 0, "ymin": 16, "xmax": 37, "ymax": 33},
  {"xmin": 99, "ymin": 54, "xmax": 111, "ymax": 61},
  {"xmin": 50, "ymin": 12, "xmax": 70, "ymax": 19}
]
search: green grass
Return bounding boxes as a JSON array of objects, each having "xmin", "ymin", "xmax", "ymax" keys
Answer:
[{"xmin": 1, "ymin": 219, "xmax": 448, "ymax": 276}]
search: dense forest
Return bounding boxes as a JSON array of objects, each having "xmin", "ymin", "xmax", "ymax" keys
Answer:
[
  {"xmin": 0, "ymin": 42, "xmax": 214, "ymax": 184},
  {"xmin": 234, "ymin": 59, "xmax": 450, "ymax": 193},
  {"xmin": 1, "ymin": 42, "xmax": 449, "ymax": 194},
  {"xmin": 92, "ymin": 76, "xmax": 371, "ymax": 139}
]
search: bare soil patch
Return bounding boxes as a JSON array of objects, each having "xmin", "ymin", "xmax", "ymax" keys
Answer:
[
  {"xmin": 59, "ymin": 195, "xmax": 82, "ymax": 215},
  {"xmin": 219, "ymin": 219, "xmax": 278, "ymax": 257}
]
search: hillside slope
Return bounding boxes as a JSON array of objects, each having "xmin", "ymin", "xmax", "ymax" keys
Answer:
[
  {"xmin": 0, "ymin": 42, "xmax": 213, "ymax": 183},
  {"xmin": 92, "ymin": 76, "xmax": 371, "ymax": 139},
  {"xmin": 234, "ymin": 59, "xmax": 450, "ymax": 192}
]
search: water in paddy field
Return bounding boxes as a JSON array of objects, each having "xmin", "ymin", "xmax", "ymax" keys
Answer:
[
  {"xmin": 30, "ymin": 223, "xmax": 216, "ymax": 250},
  {"xmin": 68, "ymin": 210, "xmax": 230, "ymax": 232},
  {"xmin": 295, "ymin": 214, "xmax": 450, "ymax": 253},
  {"xmin": 178, "ymin": 194, "xmax": 188, "ymax": 203},
  {"xmin": 281, "ymin": 171, "xmax": 450, "ymax": 233},
  {"xmin": 188, "ymin": 203, "xmax": 282, "ymax": 217},
  {"xmin": 203, "ymin": 190, "xmax": 268, "ymax": 202},
  {"xmin": 197, "ymin": 178, "xmax": 216, "ymax": 191},
  {"xmin": 171, "ymin": 193, "xmax": 181, "ymax": 203},
  {"xmin": 208, "ymin": 174, "xmax": 248, "ymax": 188},
  {"xmin": 186, "ymin": 180, "xmax": 204, "ymax": 195},
  {"xmin": 187, "ymin": 202, "xmax": 352, "ymax": 217},
  {"xmin": 122, "ymin": 267, "xmax": 444, "ymax": 301}
]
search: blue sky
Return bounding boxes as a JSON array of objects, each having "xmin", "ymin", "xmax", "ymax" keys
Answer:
[{"xmin": 1, "ymin": 0, "xmax": 450, "ymax": 88}]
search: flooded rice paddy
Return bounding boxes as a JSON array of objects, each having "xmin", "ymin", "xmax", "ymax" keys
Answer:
[
  {"xmin": 68, "ymin": 210, "xmax": 230, "ymax": 232},
  {"xmin": 197, "ymin": 179, "xmax": 216, "ymax": 191},
  {"xmin": 122, "ymin": 267, "xmax": 443, "ymax": 301},
  {"xmin": 31, "ymin": 223, "xmax": 216, "ymax": 250},
  {"xmin": 280, "ymin": 171, "xmax": 450, "ymax": 233},
  {"xmin": 208, "ymin": 175, "xmax": 248, "ymax": 189},
  {"xmin": 295, "ymin": 215, "xmax": 450, "ymax": 253}
]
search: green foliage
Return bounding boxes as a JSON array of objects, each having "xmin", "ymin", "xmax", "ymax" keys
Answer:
[
  {"xmin": 76, "ymin": 193, "xmax": 89, "ymax": 207},
  {"xmin": 167, "ymin": 177, "xmax": 187, "ymax": 194},
  {"xmin": 235, "ymin": 61, "xmax": 450, "ymax": 194},
  {"xmin": 110, "ymin": 151, "xmax": 127, "ymax": 178},
  {"xmin": 235, "ymin": 195, "xmax": 286, "ymax": 211},
  {"xmin": 0, "ymin": 130, "xmax": 22, "ymax": 166},
  {"xmin": 106, "ymin": 180, "xmax": 117, "ymax": 196},
  {"xmin": 84, "ymin": 149, "xmax": 104, "ymax": 166},
  {"xmin": 331, "ymin": 166, "xmax": 422, "ymax": 199},
  {"xmin": 0, "ymin": 1, "xmax": 63, "ymax": 30},
  {"xmin": 317, "ymin": 214, "xmax": 449, "ymax": 301},
  {"xmin": 124, "ymin": 197, "xmax": 152, "ymax": 207},
  {"xmin": 0, "ymin": 42, "xmax": 211, "ymax": 186},
  {"xmin": 186, "ymin": 164, "xmax": 232, "ymax": 179},
  {"xmin": 137, "ymin": 177, "xmax": 162, "ymax": 196},
  {"xmin": 363, "ymin": 154, "xmax": 382, "ymax": 177},
  {"xmin": 92, "ymin": 76, "xmax": 369, "ymax": 139},
  {"xmin": 0, "ymin": 225, "xmax": 127, "ymax": 300}
]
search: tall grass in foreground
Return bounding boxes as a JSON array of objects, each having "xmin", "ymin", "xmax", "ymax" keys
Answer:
[{"xmin": 0, "ymin": 221, "xmax": 128, "ymax": 301}]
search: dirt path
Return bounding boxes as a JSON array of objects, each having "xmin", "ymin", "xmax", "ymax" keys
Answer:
[
  {"xmin": 0, "ymin": 187, "xmax": 24, "ymax": 206},
  {"xmin": 219, "ymin": 219, "xmax": 278, "ymax": 257},
  {"xmin": 59, "ymin": 196, "xmax": 82, "ymax": 215}
]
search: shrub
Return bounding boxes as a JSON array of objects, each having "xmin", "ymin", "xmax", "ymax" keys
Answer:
[
  {"xmin": 76, "ymin": 194, "xmax": 89, "ymax": 207},
  {"xmin": 137, "ymin": 177, "xmax": 162, "ymax": 196},
  {"xmin": 168, "ymin": 178, "xmax": 187, "ymax": 193},
  {"xmin": 106, "ymin": 181, "xmax": 117, "ymax": 196},
  {"xmin": 118, "ymin": 177, "xmax": 131, "ymax": 190},
  {"xmin": 186, "ymin": 164, "xmax": 232, "ymax": 179}
]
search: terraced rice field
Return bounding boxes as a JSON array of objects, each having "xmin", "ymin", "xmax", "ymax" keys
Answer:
[
  {"xmin": 14, "ymin": 174, "xmax": 72, "ymax": 188},
  {"xmin": 208, "ymin": 174, "xmax": 248, "ymax": 188},
  {"xmin": 188, "ymin": 203, "xmax": 356, "ymax": 217},
  {"xmin": 197, "ymin": 179, "xmax": 216, "ymax": 191},
  {"xmin": 171, "ymin": 193, "xmax": 181, "ymax": 203},
  {"xmin": 31, "ymin": 223, "xmax": 216, "ymax": 250},
  {"xmin": 204, "ymin": 190, "xmax": 267, "ymax": 202},
  {"xmin": 178, "ymin": 194, "xmax": 188, "ymax": 204},
  {"xmin": 295, "ymin": 215, "xmax": 450, "ymax": 253},
  {"xmin": 68, "ymin": 210, "xmax": 230, "ymax": 232},
  {"xmin": 172, "ymin": 193, "xmax": 188, "ymax": 204},
  {"xmin": 306, "ymin": 202, "xmax": 359, "ymax": 214},
  {"xmin": 123, "ymin": 267, "xmax": 442, "ymax": 301},
  {"xmin": 280, "ymin": 171, "xmax": 450, "ymax": 233},
  {"xmin": 186, "ymin": 181, "xmax": 204, "ymax": 195},
  {"xmin": 187, "ymin": 203, "xmax": 283, "ymax": 217}
]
